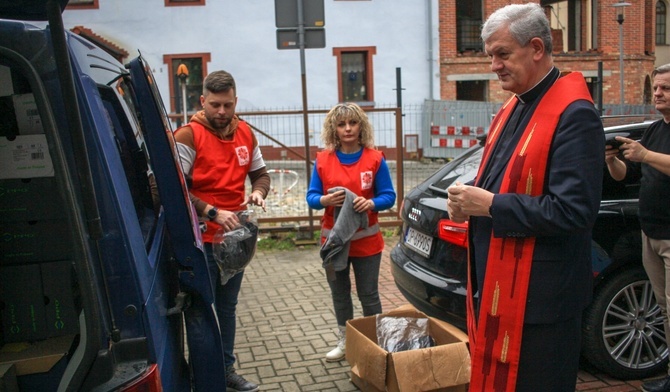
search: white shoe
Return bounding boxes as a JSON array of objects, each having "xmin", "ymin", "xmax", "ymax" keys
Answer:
[
  {"xmin": 325, "ymin": 344, "xmax": 346, "ymax": 362},
  {"xmin": 326, "ymin": 326, "xmax": 346, "ymax": 362}
]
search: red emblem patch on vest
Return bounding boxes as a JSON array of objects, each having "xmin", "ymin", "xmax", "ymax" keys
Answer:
[
  {"xmin": 360, "ymin": 171, "xmax": 373, "ymax": 190},
  {"xmin": 236, "ymin": 146, "xmax": 250, "ymax": 166}
]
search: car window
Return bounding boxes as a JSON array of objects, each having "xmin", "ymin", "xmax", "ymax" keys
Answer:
[
  {"xmin": 98, "ymin": 79, "xmax": 160, "ymax": 249},
  {"xmin": 430, "ymin": 147, "xmax": 483, "ymax": 191}
]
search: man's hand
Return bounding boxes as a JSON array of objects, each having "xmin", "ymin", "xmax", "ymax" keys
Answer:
[
  {"xmin": 447, "ymin": 199, "xmax": 469, "ymax": 223},
  {"xmin": 212, "ymin": 209, "xmax": 241, "ymax": 232},
  {"xmin": 618, "ymin": 136, "xmax": 649, "ymax": 163},
  {"xmin": 241, "ymin": 191, "xmax": 266, "ymax": 212},
  {"xmin": 605, "ymin": 144, "xmax": 620, "ymax": 164},
  {"xmin": 447, "ymin": 182, "xmax": 494, "ymax": 218}
]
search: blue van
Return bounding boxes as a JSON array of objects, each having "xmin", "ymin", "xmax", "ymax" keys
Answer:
[{"xmin": 0, "ymin": 0, "xmax": 227, "ymax": 390}]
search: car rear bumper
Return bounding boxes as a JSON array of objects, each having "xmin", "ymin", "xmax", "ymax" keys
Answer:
[{"xmin": 390, "ymin": 244, "xmax": 467, "ymax": 330}]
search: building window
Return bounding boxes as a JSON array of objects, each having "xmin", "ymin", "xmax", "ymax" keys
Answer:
[
  {"xmin": 165, "ymin": 0, "xmax": 205, "ymax": 6},
  {"xmin": 585, "ymin": 77, "xmax": 600, "ymax": 106},
  {"xmin": 66, "ymin": 0, "xmax": 98, "ymax": 10},
  {"xmin": 333, "ymin": 47, "xmax": 376, "ymax": 104},
  {"xmin": 163, "ymin": 53, "xmax": 210, "ymax": 126},
  {"xmin": 456, "ymin": 81, "xmax": 486, "ymax": 101},
  {"xmin": 657, "ymin": 1, "xmax": 667, "ymax": 45},
  {"xmin": 456, "ymin": 0, "xmax": 483, "ymax": 53}
]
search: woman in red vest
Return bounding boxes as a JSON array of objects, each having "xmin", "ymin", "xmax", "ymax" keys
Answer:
[{"xmin": 306, "ymin": 103, "xmax": 396, "ymax": 361}]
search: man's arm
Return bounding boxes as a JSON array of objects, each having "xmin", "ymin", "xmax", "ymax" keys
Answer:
[
  {"xmin": 605, "ymin": 144, "xmax": 627, "ymax": 181},
  {"xmin": 174, "ymin": 126, "xmax": 209, "ymax": 216},
  {"xmin": 618, "ymin": 136, "xmax": 670, "ymax": 176},
  {"xmin": 242, "ymin": 143, "xmax": 270, "ymax": 211}
]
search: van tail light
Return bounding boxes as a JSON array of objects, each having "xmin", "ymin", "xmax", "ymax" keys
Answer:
[
  {"xmin": 120, "ymin": 364, "xmax": 162, "ymax": 392},
  {"xmin": 437, "ymin": 219, "xmax": 468, "ymax": 248}
]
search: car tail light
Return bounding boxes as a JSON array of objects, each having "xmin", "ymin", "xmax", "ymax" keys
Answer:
[
  {"xmin": 120, "ymin": 364, "xmax": 162, "ymax": 392},
  {"xmin": 437, "ymin": 219, "xmax": 468, "ymax": 247}
]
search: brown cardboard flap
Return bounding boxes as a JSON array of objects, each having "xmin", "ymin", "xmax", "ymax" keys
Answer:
[
  {"xmin": 0, "ymin": 335, "xmax": 74, "ymax": 376},
  {"xmin": 347, "ymin": 318, "xmax": 387, "ymax": 391},
  {"xmin": 429, "ymin": 318, "xmax": 469, "ymax": 345},
  {"xmin": 390, "ymin": 343, "xmax": 471, "ymax": 391}
]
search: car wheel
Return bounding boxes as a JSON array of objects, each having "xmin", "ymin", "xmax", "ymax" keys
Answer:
[{"xmin": 582, "ymin": 267, "xmax": 669, "ymax": 379}]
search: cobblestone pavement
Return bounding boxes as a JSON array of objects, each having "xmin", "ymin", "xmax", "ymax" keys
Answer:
[{"xmin": 230, "ymin": 236, "xmax": 656, "ymax": 391}]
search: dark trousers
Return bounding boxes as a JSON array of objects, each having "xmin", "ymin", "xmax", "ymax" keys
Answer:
[
  {"xmin": 205, "ymin": 243, "xmax": 245, "ymax": 369},
  {"xmin": 328, "ymin": 253, "xmax": 382, "ymax": 326},
  {"xmin": 516, "ymin": 315, "xmax": 582, "ymax": 392}
]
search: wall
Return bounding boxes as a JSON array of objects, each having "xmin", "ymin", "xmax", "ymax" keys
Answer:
[
  {"xmin": 438, "ymin": 0, "xmax": 656, "ymax": 106},
  {"xmin": 61, "ymin": 0, "xmax": 441, "ymax": 116}
]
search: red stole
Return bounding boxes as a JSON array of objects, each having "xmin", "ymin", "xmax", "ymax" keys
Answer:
[{"xmin": 467, "ymin": 72, "xmax": 593, "ymax": 391}]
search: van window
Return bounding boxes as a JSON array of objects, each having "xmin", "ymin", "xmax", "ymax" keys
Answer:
[{"xmin": 97, "ymin": 79, "xmax": 160, "ymax": 249}]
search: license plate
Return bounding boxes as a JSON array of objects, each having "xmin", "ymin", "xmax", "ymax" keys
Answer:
[{"xmin": 404, "ymin": 227, "xmax": 433, "ymax": 258}]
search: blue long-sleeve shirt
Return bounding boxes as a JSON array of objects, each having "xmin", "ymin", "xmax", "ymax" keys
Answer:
[{"xmin": 306, "ymin": 149, "xmax": 396, "ymax": 210}]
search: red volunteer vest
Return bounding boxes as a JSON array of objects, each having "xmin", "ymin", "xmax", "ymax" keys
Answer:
[
  {"xmin": 188, "ymin": 120, "xmax": 254, "ymax": 243},
  {"xmin": 468, "ymin": 72, "xmax": 593, "ymax": 391},
  {"xmin": 316, "ymin": 148, "xmax": 384, "ymax": 257}
]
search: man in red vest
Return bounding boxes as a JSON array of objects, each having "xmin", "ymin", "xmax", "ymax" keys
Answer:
[
  {"xmin": 447, "ymin": 3, "xmax": 604, "ymax": 391},
  {"xmin": 175, "ymin": 70, "xmax": 269, "ymax": 392}
]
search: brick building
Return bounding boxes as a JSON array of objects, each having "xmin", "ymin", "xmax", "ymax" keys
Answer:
[{"xmin": 438, "ymin": 0, "xmax": 657, "ymax": 107}]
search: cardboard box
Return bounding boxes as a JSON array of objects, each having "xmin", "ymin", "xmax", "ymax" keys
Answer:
[
  {"xmin": 0, "ymin": 363, "xmax": 19, "ymax": 392},
  {"xmin": 0, "ymin": 264, "xmax": 45, "ymax": 343},
  {"xmin": 0, "ymin": 134, "xmax": 54, "ymax": 180},
  {"xmin": 346, "ymin": 304, "xmax": 470, "ymax": 392},
  {"xmin": 0, "ymin": 335, "xmax": 74, "ymax": 376},
  {"xmin": 0, "ymin": 177, "xmax": 65, "ymax": 223},
  {"xmin": 41, "ymin": 261, "xmax": 78, "ymax": 337},
  {"xmin": 0, "ymin": 66, "xmax": 13, "ymax": 97},
  {"xmin": 0, "ymin": 219, "xmax": 72, "ymax": 264},
  {"xmin": 11, "ymin": 94, "xmax": 43, "ymax": 135}
]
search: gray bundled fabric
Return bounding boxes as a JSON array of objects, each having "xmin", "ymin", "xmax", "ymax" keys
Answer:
[{"xmin": 320, "ymin": 187, "xmax": 368, "ymax": 279}]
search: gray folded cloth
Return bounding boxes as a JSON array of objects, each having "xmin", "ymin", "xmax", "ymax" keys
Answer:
[{"xmin": 320, "ymin": 187, "xmax": 369, "ymax": 278}]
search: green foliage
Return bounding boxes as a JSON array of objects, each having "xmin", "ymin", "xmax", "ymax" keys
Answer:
[
  {"xmin": 381, "ymin": 226, "xmax": 401, "ymax": 237},
  {"xmin": 256, "ymin": 232, "xmax": 302, "ymax": 251},
  {"xmin": 256, "ymin": 226, "xmax": 400, "ymax": 251}
]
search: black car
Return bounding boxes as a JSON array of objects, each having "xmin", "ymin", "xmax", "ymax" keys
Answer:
[{"xmin": 391, "ymin": 119, "xmax": 668, "ymax": 380}]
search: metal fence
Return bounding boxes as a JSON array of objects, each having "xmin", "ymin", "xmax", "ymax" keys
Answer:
[{"xmin": 170, "ymin": 100, "xmax": 657, "ymax": 232}]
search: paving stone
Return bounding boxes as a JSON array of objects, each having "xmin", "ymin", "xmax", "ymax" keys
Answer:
[{"xmin": 231, "ymin": 235, "xmax": 651, "ymax": 391}]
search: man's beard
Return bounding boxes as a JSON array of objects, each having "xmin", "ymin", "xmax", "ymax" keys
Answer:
[{"xmin": 205, "ymin": 112, "xmax": 231, "ymax": 130}]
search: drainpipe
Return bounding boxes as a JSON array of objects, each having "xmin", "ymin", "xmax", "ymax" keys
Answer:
[{"xmin": 427, "ymin": 0, "xmax": 435, "ymax": 100}]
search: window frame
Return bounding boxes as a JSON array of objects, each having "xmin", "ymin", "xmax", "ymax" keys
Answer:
[
  {"xmin": 162, "ymin": 53, "xmax": 210, "ymax": 118},
  {"xmin": 456, "ymin": 0, "xmax": 483, "ymax": 53},
  {"xmin": 164, "ymin": 0, "xmax": 205, "ymax": 6},
  {"xmin": 332, "ymin": 46, "xmax": 376, "ymax": 105},
  {"xmin": 66, "ymin": 0, "xmax": 99, "ymax": 10},
  {"xmin": 657, "ymin": 0, "xmax": 667, "ymax": 45}
]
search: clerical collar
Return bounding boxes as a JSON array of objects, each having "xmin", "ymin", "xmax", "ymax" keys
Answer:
[{"xmin": 516, "ymin": 67, "xmax": 560, "ymax": 104}]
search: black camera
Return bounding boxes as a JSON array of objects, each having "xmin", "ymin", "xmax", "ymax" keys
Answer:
[
  {"xmin": 605, "ymin": 132, "xmax": 629, "ymax": 150},
  {"xmin": 606, "ymin": 138, "xmax": 624, "ymax": 149}
]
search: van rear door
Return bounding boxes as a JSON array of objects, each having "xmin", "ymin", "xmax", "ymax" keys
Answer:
[{"xmin": 126, "ymin": 56, "xmax": 227, "ymax": 390}]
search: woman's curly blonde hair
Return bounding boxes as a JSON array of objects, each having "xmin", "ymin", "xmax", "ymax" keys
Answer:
[{"xmin": 321, "ymin": 102, "xmax": 375, "ymax": 151}]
